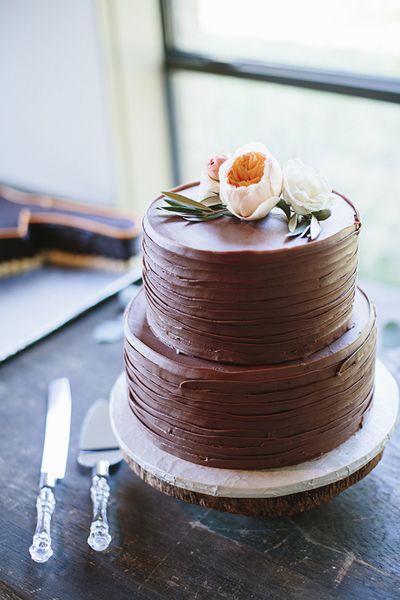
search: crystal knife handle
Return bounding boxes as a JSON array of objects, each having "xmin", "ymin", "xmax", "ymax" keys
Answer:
[
  {"xmin": 29, "ymin": 486, "xmax": 55, "ymax": 563},
  {"xmin": 88, "ymin": 471, "xmax": 112, "ymax": 551}
]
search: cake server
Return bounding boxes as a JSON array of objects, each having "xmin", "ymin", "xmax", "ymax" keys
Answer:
[
  {"xmin": 78, "ymin": 399, "xmax": 122, "ymax": 551},
  {"xmin": 29, "ymin": 378, "xmax": 71, "ymax": 563}
]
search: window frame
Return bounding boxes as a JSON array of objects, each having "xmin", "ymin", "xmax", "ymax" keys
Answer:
[{"xmin": 159, "ymin": 0, "xmax": 400, "ymax": 182}]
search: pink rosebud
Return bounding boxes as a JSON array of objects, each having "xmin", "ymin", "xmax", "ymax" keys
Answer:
[{"xmin": 207, "ymin": 153, "xmax": 230, "ymax": 181}]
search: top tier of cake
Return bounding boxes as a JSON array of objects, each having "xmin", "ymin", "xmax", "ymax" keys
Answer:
[{"xmin": 143, "ymin": 182, "xmax": 360, "ymax": 365}]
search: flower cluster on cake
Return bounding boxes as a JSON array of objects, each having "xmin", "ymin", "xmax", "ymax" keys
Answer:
[{"xmin": 159, "ymin": 142, "xmax": 334, "ymax": 240}]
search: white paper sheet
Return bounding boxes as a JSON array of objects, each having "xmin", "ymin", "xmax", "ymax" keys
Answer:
[{"xmin": 0, "ymin": 261, "xmax": 141, "ymax": 362}]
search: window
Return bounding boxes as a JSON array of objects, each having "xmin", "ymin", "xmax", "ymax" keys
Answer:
[
  {"xmin": 160, "ymin": 0, "xmax": 400, "ymax": 286},
  {"xmin": 168, "ymin": 0, "xmax": 400, "ymax": 78}
]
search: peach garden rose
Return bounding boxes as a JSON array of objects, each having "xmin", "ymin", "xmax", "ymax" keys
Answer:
[{"xmin": 218, "ymin": 143, "xmax": 283, "ymax": 221}]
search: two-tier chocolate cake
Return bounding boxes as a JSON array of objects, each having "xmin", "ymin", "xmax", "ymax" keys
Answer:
[{"xmin": 124, "ymin": 145, "xmax": 376, "ymax": 471}]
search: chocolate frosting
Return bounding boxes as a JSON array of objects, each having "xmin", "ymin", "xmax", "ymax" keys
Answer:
[
  {"xmin": 124, "ymin": 182, "xmax": 376, "ymax": 470},
  {"xmin": 143, "ymin": 183, "xmax": 361, "ymax": 364},
  {"xmin": 124, "ymin": 288, "xmax": 376, "ymax": 469}
]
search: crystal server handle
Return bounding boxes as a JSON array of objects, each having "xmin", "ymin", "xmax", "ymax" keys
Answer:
[
  {"xmin": 87, "ymin": 474, "xmax": 112, "ymax": 551},
  {"xmin": 29, "ymin": 486, "xmax": 55, "ymax": 563}
]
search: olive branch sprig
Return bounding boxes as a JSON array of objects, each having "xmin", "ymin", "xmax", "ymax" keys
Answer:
[
  {"xmin": 276, "ymin": 199, "xmax": 331, "ymax": 240},
  {"xmin": 159, "ymin": 191, "xmax": 331, "ymax": 240},
  {"xmin": 158, "ymin": 191, "xmax": 231, "ymax": 222}
]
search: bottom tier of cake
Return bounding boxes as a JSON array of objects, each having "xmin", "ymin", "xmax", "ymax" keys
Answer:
[{"xmin": 124, "ymin": 288, "xmax": 376, "ymax": 470}]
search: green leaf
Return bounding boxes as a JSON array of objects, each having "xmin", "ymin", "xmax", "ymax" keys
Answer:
[
  {"xmin": 276, "ymin": 199, "xmax": 291, "ymax": 220},
  {"xmin": 162, "ymin": 199, "xmax": 204, "ymax": 212},
  {"xmin": 158, "ymin": 190, "xmax": 232, "ymax": 222},
  {"xmin": 286, "ymin": 221, "xmax": 310, "ymax": 238},
  {"xmin": 203, "ymin": 210, "xmax": 231, "ymax": 218},
  {"xmin": 161, "ymin": 191, "xmax": 213, "ymax": 212},
  {"xmin": 300, "ymin": 224, "xmax": 311, "ymax": 238},
  {"xmin": 157, "ymin": 206, "xmax": 204, "ymax": 215},
  {"xmin": 201, "ymin": 195, "xmax": 223, "ymax": 207},
  {"xmin": 162, "ymin": 201, "xmax": 204, "ymax": 214},
  {"xmin": 208, "ymin": 204, "xmax": 226, "ymax": 211},
  {"xmin": 158, "ymin": 206, "xmax": 231, "ymax": 222},
  {"xmin": 312, "ymin": 208, "xmax": 331, "ymax": 221},
  {"xmin": 310, "ymin": 215, "xmax": 321, "ymax": 240},
  {"xmin": 183, "ymin": 212, "xmax": 228, "ymax": 222},
  {"xmin": 288, "ymin": 213, "xmax": 298, "ymax": 232}
]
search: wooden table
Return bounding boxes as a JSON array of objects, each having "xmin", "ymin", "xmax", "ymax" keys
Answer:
[{"xmin": 1, "ymin": 295, "xmax": 400, "ymax": 600}]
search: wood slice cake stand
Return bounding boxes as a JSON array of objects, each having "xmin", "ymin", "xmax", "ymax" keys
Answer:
[{"xmin": 110, "ymin": 360, "xmax": 399, "ymax": 517}]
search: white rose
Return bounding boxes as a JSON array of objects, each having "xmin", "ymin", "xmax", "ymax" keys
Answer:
[
  {"xmin": 218, "ymin": 142, "xmax": 282, "ymax": 221},
  {"xmin": 282, "ymin": 159, "xmax": 334, "ymax": 216}
]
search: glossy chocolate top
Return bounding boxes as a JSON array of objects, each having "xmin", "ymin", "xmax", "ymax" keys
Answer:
[{"xmin": 144, "ymin": 182, "xmax": 359, "ymax": 257}]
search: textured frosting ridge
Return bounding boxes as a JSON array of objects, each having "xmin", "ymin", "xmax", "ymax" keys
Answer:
[
  {"xmin": 125, "ymin": 288, "xmax": 376, "ymax": 469},
  {"xmin": 124, "ymin": 183, "xmax": 376, "ymax": 470},
  {"xmin": 143, "ymin": 183, "xmax": 360, "ymax": 364}
]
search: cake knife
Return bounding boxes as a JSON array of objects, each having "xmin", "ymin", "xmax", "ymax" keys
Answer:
[
  {"xmin": 78, "ymin": 399, "xmax": 122, "ymax": 551},
  {"xmin": 29, "ymin": 378, "xmax": 71, "ymax": 563}
]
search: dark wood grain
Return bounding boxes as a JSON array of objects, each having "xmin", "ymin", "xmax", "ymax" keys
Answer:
[
  {"xmin": 1, "ymin": 297, "xmax": 400, "ymax": 600},
  {"xmin": 124, "ymin": 452, "xmax": 384, "ymax": 518}
]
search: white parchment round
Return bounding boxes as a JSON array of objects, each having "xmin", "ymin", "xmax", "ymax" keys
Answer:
[{"xmin": 110, "ymin": 360, "xmax": 398, "ymax": 499}]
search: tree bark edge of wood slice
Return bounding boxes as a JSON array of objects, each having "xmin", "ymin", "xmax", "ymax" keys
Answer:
[{"xmin": 123, "ymin": 450, "xmax": 383, "ymax": 517}]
